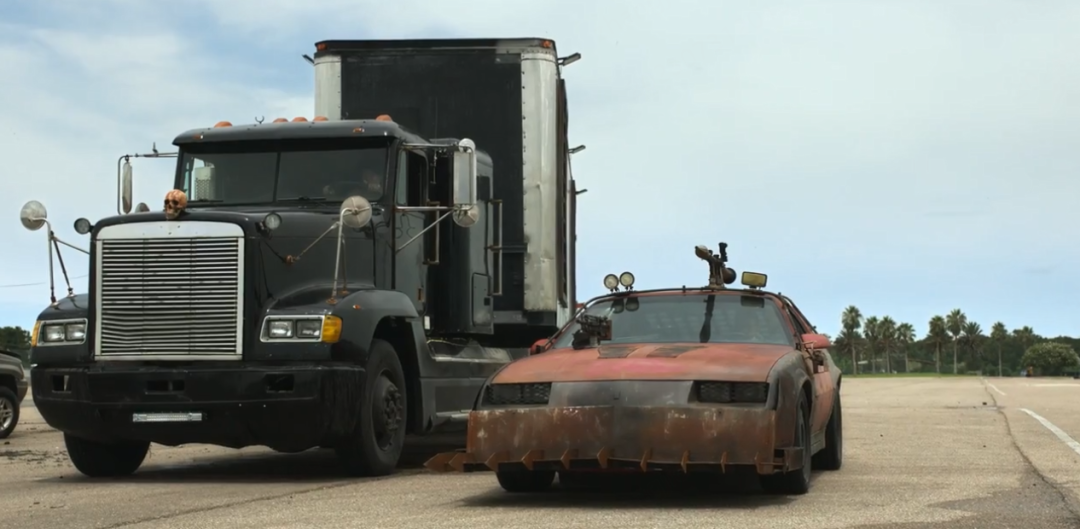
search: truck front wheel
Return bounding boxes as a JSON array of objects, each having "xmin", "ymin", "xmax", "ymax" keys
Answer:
[
  {"xmin": 64, "ymin": 434, "xmax": 150, "ymax": 478},
  {"xmin": 336, "ymin": 339, "xmax": 408, "ymax": 477}
]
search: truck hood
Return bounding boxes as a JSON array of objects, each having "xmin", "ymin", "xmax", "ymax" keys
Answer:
[{"xmin": 493, "ymin": 343, "xmax": 797, "ymax": 384}]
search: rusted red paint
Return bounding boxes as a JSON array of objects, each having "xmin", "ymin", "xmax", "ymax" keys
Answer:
[
  {"xmin": 423, "ymin": 285, "xmax": 842, "ymax": 480},
  {"xmin": 425, "ymin": 404, "xmax": 800, "ymax": 475},
  {"xmin": 494, "ymin": 343, "xmax": 793, "ymax": 384}
]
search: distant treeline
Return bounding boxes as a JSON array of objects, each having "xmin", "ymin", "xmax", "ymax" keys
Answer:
[{"xmin": 831, "ymin": 307, "xmax": 1080, "ymax": 377}]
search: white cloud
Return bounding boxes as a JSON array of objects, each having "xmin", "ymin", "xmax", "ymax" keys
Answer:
[{"xmin": 2, "ymin": 0, "xmax": 1080, "ymax": 336}]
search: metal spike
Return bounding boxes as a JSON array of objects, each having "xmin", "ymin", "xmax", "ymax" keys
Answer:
[
  {"xmin": 596, "ymin": 447, "xmax": 612, "ymax": 469},
  {"xmin": 423, "ymin": 452, "xmax": 456, "ymax": 472},
  {"xmin": 639, "ymin": 448, "xmax": 652, "ymax": 472},
  {"xmin": 520, "ymin": 449, "xmax": 544, "ymax": 471},
  {"xmin": 680, "ymin": 450, "xmax": 690, "ymax": 473},
  {"xmin": 559, "ymin": 449, "xmax": 578, "ymax": 470},
  {"xmin": 448, "ymin": 452, "xmax": 471, "ymax": 472},
  {"xmin": 485, "ymin": 451, "xmax": 509, "ymax": 472}
]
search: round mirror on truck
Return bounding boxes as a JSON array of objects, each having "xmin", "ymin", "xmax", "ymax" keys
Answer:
[
  {"xmin": 452, "ymin": 205, "xmax": 480, "ymax": 228},
  {"xmin": 19, "ymin": 200, "xmax": 47, "ymax": 231},
  {"xmin": 340, "ymin": 195, "xmax": 373, "ymax": 228},
  {"xmin": 121, "ymin": 160, "xmax": 133, "ymax": 214}
]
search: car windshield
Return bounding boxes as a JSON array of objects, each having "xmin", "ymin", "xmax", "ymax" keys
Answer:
[
  {"xmin": 551, "ymin": 293, "xmax": 795, "ymax": 348},
  {"xmin": 176, "ymin": 138, "xmax": 390, "ymax": 205}
]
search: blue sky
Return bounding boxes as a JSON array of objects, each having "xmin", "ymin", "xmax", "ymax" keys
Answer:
[{"xmin": 1, "ymin": 0, "xmax": 1078, "ymax": 339}]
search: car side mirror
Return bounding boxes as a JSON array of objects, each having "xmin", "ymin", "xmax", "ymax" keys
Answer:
[
  {"xmin": 802, "ymin": 333, "xmax": 830, "ymax": 372},
  {"xmin": 802, "ymin": 333, "xmax": 831, "ymax": 350},
  {"xmin": 530, "ymin": 338, "xmax": 549, "ymax": 356}
]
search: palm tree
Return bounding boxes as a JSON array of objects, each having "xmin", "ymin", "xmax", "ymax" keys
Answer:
[
  {"xmin": 946, "ymin": 309, "xmax": 967, "ymax": 374},
  {"xmin": 1012, "ymin": 326, "xmax": 1036, "ymax": 373},
  {"xmin": 835, "ymin": 328, "xmax": 862, "ymax": 375},
  {"xmin": 840, "ymin": 306, "xmax": 864, "ymax": 374},
  {"xmin": 863, "ymin": 316, "xmax": 881, "ymax": 373},
  {"xmin": 878, "ymin": 317, "xmax": 898, "ymax": 373},
  {"xmin": 896, "ymin": 322, "xmax": 915, "ymax": 373},
  {"xmin": 990, "ymin": 322, "xmax": 1008, "ymax": 377},
  {"xmin": 962, "ymin": 321, "xmax": 984, "ymax": 373},
  {"xmin": 1013, "ymin": 326, "xmax": 1036, "ymax": 351},
  {"xmin": 927, "ymin": 315, "xmax": 948, "ymax": 374}
]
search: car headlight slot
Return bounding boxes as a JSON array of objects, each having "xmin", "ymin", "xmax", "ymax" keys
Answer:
[
  {"xmin": 483, "ymin": 383, "xmax": 552, "ymax": 406},
  {"xmin": 260, "ymin": 315, "xmax": 341, "ymax": 344},
  {"xmin": 696, "ymin": 381, "xmax": 769, "ymax": 404},
  {"xmin": 35, "ymin": 318, "xmax": 87, "ymax": 346}
]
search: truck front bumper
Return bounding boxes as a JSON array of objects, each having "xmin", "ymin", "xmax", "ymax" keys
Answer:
[
  {"xmin": 31, "ymin": 363, "xmax": 364, "ymax": 452},
  {"xmin": 425, "ymin": 405, "xmax": 801, "ymax": 475}
]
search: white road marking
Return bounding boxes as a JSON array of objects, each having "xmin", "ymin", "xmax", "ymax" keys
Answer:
[
  {"xmin": 985, "ymin": 380, "xmax": 1006, "ymax": 396},
  {"xmin": 1032, "ymin": 383, "xmax": 1080, "ymax": 388},
  {"xmin": 1020, "ymin": 408, "xmax": 1080, "ymax": 457}
]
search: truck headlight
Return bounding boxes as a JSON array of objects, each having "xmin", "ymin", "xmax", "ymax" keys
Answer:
[
  {"xmin": 36, "ymin": 319, "xmax": 88, "ymax": 346},
  {"xmin": 261, "ymin": 315, "xmax": 341, "ymax": 343}
]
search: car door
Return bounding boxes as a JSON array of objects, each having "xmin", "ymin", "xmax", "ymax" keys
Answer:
[{"xmin": 782, "ymin": 301, "xmax": 835, "ymax": 435}]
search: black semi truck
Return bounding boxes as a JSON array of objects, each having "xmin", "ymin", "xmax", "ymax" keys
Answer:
[{"xmin": 20, "ymin": 38, "xmax": 581, "ymax": 478}]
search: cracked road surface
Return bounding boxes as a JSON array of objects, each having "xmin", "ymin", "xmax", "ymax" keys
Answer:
[{"xmin": 3, "ymin": 377, "xmax": 1080, "ymax": 528}]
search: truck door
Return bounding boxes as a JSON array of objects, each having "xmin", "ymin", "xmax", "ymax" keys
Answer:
[{"xmin": 393, "ymin": 149, "xmax": 429, "ymax": 314}]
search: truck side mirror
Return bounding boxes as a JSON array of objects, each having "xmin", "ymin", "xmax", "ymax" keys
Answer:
[
  {"xmin": 121, "ymin": 160, "xmax": 133, "ymax": 214},
  {"xmin": 451, "ymin": 138, "xmax": 479, "ymax": 228}
]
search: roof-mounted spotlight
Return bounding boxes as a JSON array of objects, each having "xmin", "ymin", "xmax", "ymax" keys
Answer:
[
  {"xmin": 603, "ymin": 274, "xmax": 619, "ymax": 292},
  {"xmin": 619, "ymin": 271, "xmax": 635, "ymax": 291}
]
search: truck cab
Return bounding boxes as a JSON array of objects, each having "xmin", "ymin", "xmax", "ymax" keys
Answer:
[{"xmin": 20, "ymin": 37, "xmax": 581, "ymax": 479}]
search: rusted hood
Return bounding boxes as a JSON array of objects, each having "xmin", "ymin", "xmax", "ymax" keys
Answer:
[{"xmin": 494, "ymin": 343, "xmax": 796, "ymax": 384}]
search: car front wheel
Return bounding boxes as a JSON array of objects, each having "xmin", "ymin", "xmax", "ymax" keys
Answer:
[
  {"xmin": 760, "ymin": 392, "xmax": 812, "ymax": 495},
  {"xmin": 0, "ymin": 387, "xmax": 19, "ymax": 439}
]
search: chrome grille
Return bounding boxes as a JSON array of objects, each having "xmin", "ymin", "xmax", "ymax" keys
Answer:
[{"xmin": 96, "ymin": 235, "xmax": 243, "ymax": 357}]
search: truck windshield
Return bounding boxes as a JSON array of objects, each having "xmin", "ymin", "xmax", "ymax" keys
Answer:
[
  {"xmin": 177, "ymin": 139, "xmax": 390, "ymax": 205},
  {"xmin": 551, "ymin": 293, "xmax": 795, "ymax": 348}
]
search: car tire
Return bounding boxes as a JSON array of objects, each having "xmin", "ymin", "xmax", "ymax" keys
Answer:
[
  {"xmin": 336, "ymin": 339, "xmax": 408, "ymax": 477},
  {"xmin": 64, "ymin": 434, "xmax": 150, "ymax": 477},
  {"xmin": 497, "ymin": 470, "xmax": 556, "ymax": 493},
  {"xmin": 0, "ymin": 387, "xmax": 20, "ymax": 439},
  {"xmin": 760, "ymin": 392, "xmax": 812, "ymax": 495},
  {"xmin": 812, "ymin": 388, "xmax": 843, "ymax": 471}
]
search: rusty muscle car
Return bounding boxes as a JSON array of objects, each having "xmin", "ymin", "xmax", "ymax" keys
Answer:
[{"xmin": 425, "ymin": 243, "xmax": 843, "ymax": 495}]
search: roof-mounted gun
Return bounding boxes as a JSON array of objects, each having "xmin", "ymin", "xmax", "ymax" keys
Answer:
[
  {"xmin": 571, "ymin": 313, "xmax": 613, "ymax": 349},
  {"xmin": 695, "ymin": 242, "xmax": 737, "ymax": 290}
]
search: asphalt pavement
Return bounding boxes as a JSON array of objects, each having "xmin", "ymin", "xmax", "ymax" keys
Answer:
[{"xmin": 3, "ymin": 376, "xmax": 1080, "ymax": 528}]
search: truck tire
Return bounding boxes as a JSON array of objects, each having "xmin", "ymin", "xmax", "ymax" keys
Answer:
[
  {"xmin": 759, "ymin": 393, "xmax": 811, "ymax": 495},
  {"xmin": 0, "ymin": 387, "xmax": 19, "ymax": 439},
  {"xmin": 812, "ymin": 389, "xmax": 843, "ymax": 471},
  {"xmin": 497, "ymin": 470, "xmax": 555, "ymax": 493},
  {"xmin": 64, "ymin": 434, "xmax": 150, "ymax": 477},
  {"xmin": 336, "ymin": 339, "xmax": 407, "ymax": 477}
]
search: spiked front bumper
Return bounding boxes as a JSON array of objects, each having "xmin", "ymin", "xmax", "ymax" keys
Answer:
[{"xmin": 425, "ymin": 404, "xmax": 804, "ymax": 475}]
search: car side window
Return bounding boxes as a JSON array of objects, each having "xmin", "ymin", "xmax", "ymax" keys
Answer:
[{"xmin": 781, "ymin": 302, "xmax": 810, "ymax": 336}]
